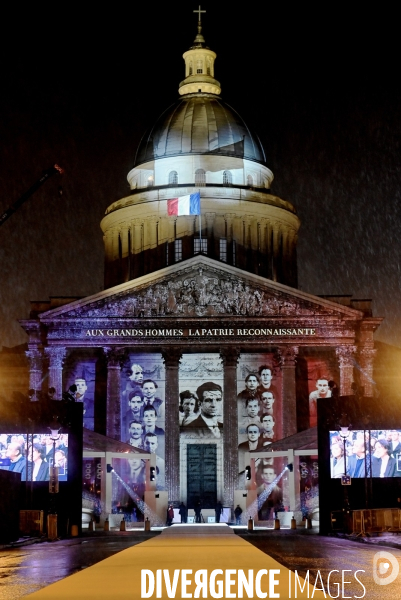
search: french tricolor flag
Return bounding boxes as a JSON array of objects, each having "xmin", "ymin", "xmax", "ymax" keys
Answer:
[{"xmin": 167, "ymin": 192, "xmax": 200, "ymax": 216}]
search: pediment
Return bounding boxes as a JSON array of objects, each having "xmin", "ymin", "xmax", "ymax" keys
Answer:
[{"xmin": 40, "ymin": 257, "xmax": 362, "ymax": 321}]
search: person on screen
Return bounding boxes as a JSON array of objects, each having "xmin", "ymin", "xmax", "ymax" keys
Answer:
[
  {"xmin": 260, "ymin": 414, "xmax": 275, "ymax": 446},
  {"xmin": 75, "ymin": 377, "xmax": 88, "ymax": 402},
  {"xmin": 310, "ymin": 378, "xmax": 332, "ymax": 400},
  {"xmin": 75, "ymin": 377, "xmax": 94, "ymax": 426},
  {"xmin": 259, "ymin": 391, "xmax": 275, "ymax": 416},
  {"xmin": 237, "ymin": 374, "xmax": 260, "ymax": 402},
  {"xmin": 55, "ymin": 449, "xmax": 68, "ymax": 481},
  {"xmin": 389, "ymin": 430, "xmax": 401, "ymax": 459},
  {"xmin": 330, "ymin": 441, "xmax": 345, "ymax": 478},
  {"xmin": 239, "ymin": 398, "xmax": 261, "ymax": 433},
  {"xmin": 142, "ymin": 379, "xmax": 164, "ymax": 422},
  {"xmin": 142, "ymin": 405, "xmax": 164, "ymax": 458},
  {"xmin": 347, "ymin": 438, "xmax": 369, "ymax": 478},
  {"xmin": 6, "ymin": 441, "xmax": 26, "ymax": 480},
  {"xmin": 122, "ymin": 457, "xmax": 146, "ymax": 501},
  {"xmin": 238, "ymin": 424, "xmax": 263, "ymax": 473},
  {"xmin": 185, "ymin": 382, "xmax": 223, "ymax": 438},
  {"xmin": 257, "ymin": 365, "xmax": 276, "ymax": 393},
  {"xmin": 124, "ymin": 363, "xmax": 145, "ymax": 403},
  {"xmin": 143, "ymin": 432, "xmax": 165, "ymax": 486},
  {"xmin": 257, "ymin": 466, "xmax": 283, "ymax": 520},
  {"xmin": 179, "ymin": 391, "xmax": 199, "ymax": 426},
  {"xmin": 43, "ymin": 435, "xmax": 55, "ymax": 463},
  {"xmin": 28, "ymin": 443, "xmax": 49, "ymax": 481},
  {"xmin": 372, "ymin": 439, "xmax": 399, "ymax": 477},
  {"xmin": 125, "ymin": 389, "xmax": 145, "ymax": 432},
  {"xmin": 309, "ymin": 378, "xmax": 332, "ymax": 427},
  {"xmin": 126, "ymin": 420, "xmax": 144, "ymax": 449},
  {"xmin": 142, "ymin": 406, "xmax": 164, "ymax": 436},
  {"xmin": 129, "ymin": 363, "xmax": 144, "ymax": 385}
]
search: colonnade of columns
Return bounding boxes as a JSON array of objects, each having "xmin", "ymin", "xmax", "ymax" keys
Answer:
[
  {"xmin": 103, "ymin": 212, "xmax": 298, "ymax": 288},
  {"xmin": 25, "ymin": 342, "xmax": 378, "ymax": 508},
  {"xmin": 104, "ymin": 216, "xmax": 298, "ymax": 262}
]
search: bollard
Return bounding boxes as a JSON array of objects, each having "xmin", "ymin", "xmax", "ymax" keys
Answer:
[
  {"xmin": 291, "ymin": 516, "xmax": 297, "ymax": 530},
  {"xmin": 305, "ymin": 517, "xmax": 312, "ymax": 529},
  {"xmin": 247, "ymin": 517, "xmax": 254, "ymax": 531},
  {"xmin": 144, "ymin": 517, "xmax": 151, "ymax": 531},
  {"xmin": 104, "ymin": 518, "xmax": 110, "ymax": 532},
  {"xmin": 88, "ymin": 519, "xmax": 95, "ymax": 532},
  {"xmin": 71, "ymin": 524, "xmax": 79, "ymax": 537},
  {"xmin": 274, "ymin": 518, "xmax": 280, "ymax": 530},
  {"xmin": 120, "ymin": 517, "xmax": 126, "ymax": 531}
]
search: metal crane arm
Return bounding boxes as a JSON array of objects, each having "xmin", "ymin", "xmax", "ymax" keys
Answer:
[{"xmin": 0, "ymin": 164, "xmax": 64, "ymax": 227}]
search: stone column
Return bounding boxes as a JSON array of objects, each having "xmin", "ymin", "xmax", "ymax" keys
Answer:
[
  {"xmin": 224, "ymin": 213, "xmax": 236, "ymax": 265},
  {"xmin": 287, "ymin": 227, "xmax": 297, "ymax": 287},
  {"xmin": 103, "ymin": 229, "xmax": 113, "ymax": 263},
  {"xmin": 272, "ymin": 223, "xmax": 281, "ymax": 282},
  {"xmin": 110, "ymin": 227, "xmax": 120, "ymax": 261},
  {"xmin": 220, "ymin": 348, "xmax": 240, "ymax": 509},
  {"xmin": 146, "ymin": 216, "xmax": 158, "ymax": 249},
  {"xmin": 205, "ymin": 212, "xmax": 215, "ymax": 236},
  {"xmin": 132, "ymin": 219, "xmax": 143, "ymax": 254},
  {"xmin": 162, "ymin": 348, "xmax": 182, "ymax": 504},
  {"xmin": 265, "ymin": 219, "xmax": 273, "ymax": 279},
  {"xmin": 280, "ymin": 346, "xmax": 299, "ymax": 438},
  {"xmin": 104, "ymin": 348, "xmax": 125, "ymax": 440},
  {"xmin": 224, "ymin": 213, "xmax": 235, "ymax": 242},
  {"xmin": 25, "ymin": 346, "xmax": 43, "ymax": 398},
  {"xmin": 336, "ymin": 346, "xmax": 356, "ymax": 396},
  {"xmin": 358, "ymin": 347, "xmax": 376, "ymax": 396},
  {"xmin": 120, "ymin": 225, "xmax": 130, "ymax": 282},
  {"xmin": 45, "ymin": 347, "xmax": 67, "ymax": 399}
]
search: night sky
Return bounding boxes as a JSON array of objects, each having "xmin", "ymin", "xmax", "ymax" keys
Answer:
[{"xmin": 1, "ymin": 4, "xmax": 400, "ymax": 348}]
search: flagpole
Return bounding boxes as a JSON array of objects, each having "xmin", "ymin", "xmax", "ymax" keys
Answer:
[{"xmin": 198, "ymin": 189, "xmax": 202, "ymax": 253}]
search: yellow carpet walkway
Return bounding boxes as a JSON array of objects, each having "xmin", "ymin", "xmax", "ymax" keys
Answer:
[{"xmin": 26, "ymin": 525, "xmax": 325, "ymax": 599}]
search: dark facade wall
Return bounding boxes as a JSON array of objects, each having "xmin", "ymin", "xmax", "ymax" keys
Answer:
[
  {"xmin": 0, "ymin": 344, "xmax": 29, "ymax": 400},
  {"xmin": 0, "ymin": 470, "xmax": 21, "ymax": 542},
  {"xmin": 374, "ymin": 341, "xmax": 401, "ymax": 401}
]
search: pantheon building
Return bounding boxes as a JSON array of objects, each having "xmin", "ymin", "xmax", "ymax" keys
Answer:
[{"xmin": 19, "ymin": 16, "xmax": 380, "ymax": 522}]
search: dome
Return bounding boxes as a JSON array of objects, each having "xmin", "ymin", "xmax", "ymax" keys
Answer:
[{"xmin": 134, "ymin": 95, "xmax": 267, "ymax": 167}]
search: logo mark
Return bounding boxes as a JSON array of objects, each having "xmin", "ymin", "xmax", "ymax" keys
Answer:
[{"xmin": 373, "ymin": 551, "xmax": 399, "ymax": 585}]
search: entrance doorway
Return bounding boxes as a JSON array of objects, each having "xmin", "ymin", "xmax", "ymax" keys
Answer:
[{"xmin": 186, "ymin": 444, "xmax": 217, "ymax": 509}]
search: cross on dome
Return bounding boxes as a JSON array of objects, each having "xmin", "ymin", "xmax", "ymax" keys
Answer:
[{"xmin": 193, "ymin": 5, "xmax": 206, "ymax": 23}]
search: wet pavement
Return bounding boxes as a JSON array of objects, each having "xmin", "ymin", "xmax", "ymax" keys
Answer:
[
  {"xmin": 0, "ymin": 532, "xmax": 159, "ymax": 599},
  {"xmin": 1, "ymin": 528, "xmax": 401, "ymax": 599},
  {"xmin": 239, "ymin": 529, "xmax": 401, "ymax": 599}
]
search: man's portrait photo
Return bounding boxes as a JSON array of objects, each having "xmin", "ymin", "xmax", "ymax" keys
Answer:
[{"xmin": 184, "ymin": 382, "xmax": 223, "ymax": 439}]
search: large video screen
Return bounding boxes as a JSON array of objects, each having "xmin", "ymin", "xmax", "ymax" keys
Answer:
[
  {"xmin": 0, "ymin": 433, "xmax": 69, "ymax": 482},
  {"xmin": 330, "ymin": 430, "xmax": 401, "ymax": 479}
]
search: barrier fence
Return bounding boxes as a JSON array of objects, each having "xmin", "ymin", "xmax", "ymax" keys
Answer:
[{"xmin": 331, "ymin": 508, "xmax": 401, "ymax": 536}]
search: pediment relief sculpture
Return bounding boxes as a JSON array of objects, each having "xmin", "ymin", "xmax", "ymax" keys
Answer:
[{"xmin": 62, "ymin": 267, "xmax": 339, "ymax": 319}]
